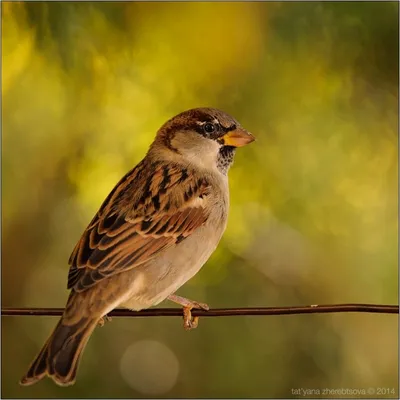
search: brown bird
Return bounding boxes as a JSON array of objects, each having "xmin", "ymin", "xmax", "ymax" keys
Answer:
[{"xmin": 20, "ymin": 107, "xmax": 255, "ymax": 387}]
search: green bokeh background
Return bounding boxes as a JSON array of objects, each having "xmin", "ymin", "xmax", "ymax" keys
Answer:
[{"xmin": 2, "ymin": 2, "xmax": 398, "ymax": 398}]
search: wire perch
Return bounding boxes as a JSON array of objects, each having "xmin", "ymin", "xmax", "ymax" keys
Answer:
[{"xmin": 1, "ymin": 303, "xmax": 398, "ymax": 317}]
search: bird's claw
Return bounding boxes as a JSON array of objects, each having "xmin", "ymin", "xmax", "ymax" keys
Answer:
[
  {"xmin": 167, "ymin": 294, "xmax": 209, "ymax": 330},
  {"xmin": 97, "ymin": 314, "xmax": 112, "ymax": 327},
  {"xmin": 183, "ymin": 307, "xmax": 199, "ymax": 331}
]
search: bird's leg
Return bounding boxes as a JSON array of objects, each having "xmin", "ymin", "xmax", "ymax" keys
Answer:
[
  {"xmin": 167, "ymin": 294, "xmax": 209, "ymax": 331},
  {"xmin": 97, "ymin": 314, "xmax": 112, "ymax": 327}
]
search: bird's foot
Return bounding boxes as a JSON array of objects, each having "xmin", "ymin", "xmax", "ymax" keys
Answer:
[
  {"xmin": 97, "ymin": 314, "xmax": 112, "ymax": 327},
  {"xmin": 167, "ymin": 294, "xmax": 209, "ymax": 331}
]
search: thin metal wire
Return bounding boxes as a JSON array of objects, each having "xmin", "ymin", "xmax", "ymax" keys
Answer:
[{"xmin": 1, "ymin": 303, "xmax": 398, "ymax": 317}]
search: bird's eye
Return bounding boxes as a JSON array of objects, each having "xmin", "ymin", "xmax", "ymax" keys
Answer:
[{"xmin": 203, "ymin": 122, "xmax": 216, "ymax": 134}]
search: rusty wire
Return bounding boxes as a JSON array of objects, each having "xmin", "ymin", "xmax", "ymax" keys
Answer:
[{"xmin": 2, "ymin": 303, "xmax": 398, "ymax": 318}]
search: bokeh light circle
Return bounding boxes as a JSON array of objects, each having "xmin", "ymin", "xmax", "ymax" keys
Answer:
[{"xmin": 120, "ymin": 339, "xmax": 180, "ymax": 395}]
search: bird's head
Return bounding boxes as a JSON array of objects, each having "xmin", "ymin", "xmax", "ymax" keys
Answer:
[{"xmin": 151, "ymin": 107, "xmax": 255, "ymax": 174}]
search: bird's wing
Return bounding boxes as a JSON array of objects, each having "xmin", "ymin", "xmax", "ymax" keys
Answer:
[{"xmin": 67, "ymin": 161, "xmax": 211, "ymax": 292}]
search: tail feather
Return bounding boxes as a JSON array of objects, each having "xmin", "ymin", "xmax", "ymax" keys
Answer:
[{"xmin": 20, "ymin": 317, "xmax": 98, "ymax": 386}]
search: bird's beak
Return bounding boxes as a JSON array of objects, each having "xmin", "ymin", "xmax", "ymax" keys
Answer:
[{"xmin": 221, "ymin": 128, "xmax": 255, "ymax": 147}]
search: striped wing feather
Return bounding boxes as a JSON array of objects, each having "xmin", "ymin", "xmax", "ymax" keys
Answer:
[{"xmin": 68, "ymin": 161, "xmax": 210, "ymax": 292}]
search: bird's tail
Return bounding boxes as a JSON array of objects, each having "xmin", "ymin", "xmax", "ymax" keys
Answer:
[{"xmin": 20, "ymin": 315, "xmax": 99, "ymax": 386}]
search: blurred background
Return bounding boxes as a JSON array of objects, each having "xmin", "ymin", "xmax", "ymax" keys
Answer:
[{"xmin": 2, "ymin": 2, "xmax": 398, "ymax": 398}]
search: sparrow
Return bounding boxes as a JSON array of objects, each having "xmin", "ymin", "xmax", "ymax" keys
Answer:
[{"xmin": 20, "ymin": 107, "xmax": 255, "ymax": 387}]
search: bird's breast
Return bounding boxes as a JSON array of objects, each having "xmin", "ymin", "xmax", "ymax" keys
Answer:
[{"xmin": 120, "ymin": 190, "xmax": 229, "ymax": 310}]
